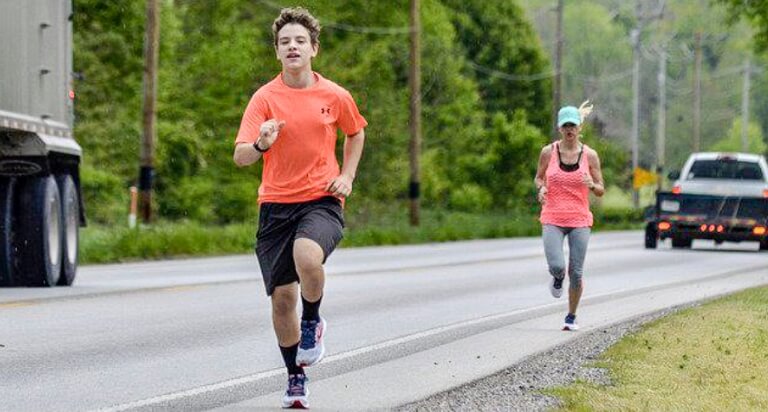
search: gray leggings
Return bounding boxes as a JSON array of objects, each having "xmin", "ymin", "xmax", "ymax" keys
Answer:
[{"xmin": 542, "ymin": 225, "xmax": 591, "ymax": 289}]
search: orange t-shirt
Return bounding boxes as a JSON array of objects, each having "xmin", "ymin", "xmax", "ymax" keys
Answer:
[{"xmin": 235, "ymin": 73, "xmax": 368, "ymax": 204}]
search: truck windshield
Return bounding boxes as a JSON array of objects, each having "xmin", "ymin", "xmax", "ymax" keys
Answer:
[{"xmin": 688, "ymin": 160, "xmax": 764, "ymax": 181}]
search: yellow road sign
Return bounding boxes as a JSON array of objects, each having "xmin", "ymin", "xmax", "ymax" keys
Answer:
[{"xmin": 633, "ymin": 167, "xmax": 658, "ymax": 189}]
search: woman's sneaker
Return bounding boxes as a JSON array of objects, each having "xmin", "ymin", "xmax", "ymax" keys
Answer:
[
  {"xmin": 296, "ymin": 317, "xmax": 326, "ymax": 367},
  {"xmin": 281, "ymin": 373, "xmax": 309, "ymax": 409},
  {"xmin": 549, "ymin": 276, "xmax": 564, "ymax": 298},
  {"xmin": 562, "ymin": 313, "xmax": 579, "ymax": 331}
]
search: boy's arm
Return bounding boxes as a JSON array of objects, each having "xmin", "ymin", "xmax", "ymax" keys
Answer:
[
  {"xmin": 326, "ymin": 129, "xmax": 365, "ymax": 197},
  {"xmin": 233, "ymin": 142, "xmax": 264, "ymax": 167},
  {"xmin": 233, "ymin": 119, "xmax": 284, "ymax": 167}
]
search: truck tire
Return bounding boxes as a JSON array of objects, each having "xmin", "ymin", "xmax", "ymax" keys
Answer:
[
  {"xmin": 56, "ymin": 175, "xmax": 78, "ymax": 286},
  {"xmin": 0, "ymin": 178, "xmax": 14, "ymax": 286},
  {"xmin": 13, "ymin": 176, "xmax": 63, "ymax": 287},
  {"xmin": 671, "ymin": 236, "xmax": 692, "ymax": 249},
  {"xmin": 644, "ymin": 223, "xmax": 658, "ymax": 249}
]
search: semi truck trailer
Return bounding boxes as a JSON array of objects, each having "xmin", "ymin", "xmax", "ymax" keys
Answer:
[{"xmin": 0, "ymin": 0, "xmax": 84, "ymax": 286}]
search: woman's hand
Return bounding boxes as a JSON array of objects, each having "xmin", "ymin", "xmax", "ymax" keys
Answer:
[{"xmin": 537, "ymin": 186, "xmax": 547, "ymax": 204}]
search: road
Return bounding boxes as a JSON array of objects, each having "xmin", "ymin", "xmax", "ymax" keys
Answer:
[{"xmin": 1, "ymin": 231, "xmax": 765, "ymax": 411}]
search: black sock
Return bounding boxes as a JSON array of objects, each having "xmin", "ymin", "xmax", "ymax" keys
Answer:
[
  {"xmin": 301, "ymin": 294, "xmax": 322, "ymax": 321},
  {"xmin": 279, "ymin": 343, "xmax": 304, "ymax": 375}
]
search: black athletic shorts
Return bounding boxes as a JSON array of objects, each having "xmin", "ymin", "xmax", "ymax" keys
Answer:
[{"xmin": 255, "ymin": 196, "xmax": 344, "ymax": 296}]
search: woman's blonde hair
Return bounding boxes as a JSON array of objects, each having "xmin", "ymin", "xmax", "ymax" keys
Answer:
[{"xmin": 578, "ymin": 100, "xmax": 594, "ymax": 123}]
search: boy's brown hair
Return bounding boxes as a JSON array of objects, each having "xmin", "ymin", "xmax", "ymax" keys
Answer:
[{"xmin": 272, "ymin": 8, "xmax": 321, "ymax": 46}]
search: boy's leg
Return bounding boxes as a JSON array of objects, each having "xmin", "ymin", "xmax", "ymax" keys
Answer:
[
  {"xmin": 294, "ymin": 238, "xmax": 325, "ymax": 305},
  {"xmin": 272, "ymin": 283, "xmax": 300, "ymax": 355},
  {"xmin": 255, "ymin": 202, "xmax": 310, "ymax": 406},
  {"xmin": 272, "ymin": 283, "xmax": 310, "ymax": 409},
  {"xmin": 293, "ymin": 199, "xmax": 344, "ymax": 367}
]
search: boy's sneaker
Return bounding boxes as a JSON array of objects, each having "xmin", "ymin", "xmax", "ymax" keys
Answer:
[
  {"xmin": 562, "ymin": 313, "xmax": 579, "ymax": 331},
  {"xmin": 296, "ymin": 317, "xmax": 326, "ymax": 367},
  {"xmin": 281, "ymin": 373, "xmax": 309, "ymax": 409},
  {"xmin": 549, "ymin": 276, "xmax": 564, "ymax": 298}
]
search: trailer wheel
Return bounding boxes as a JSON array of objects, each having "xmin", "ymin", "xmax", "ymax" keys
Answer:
[
  {"xmin": 644, "ymin": 223, "xmax": 658, "ymax": 249},
  {"xmin": 14, "ymin": 176, "xmax": 62, "ymax": 287},
  {"xmin": 671, "ymin": 236, "xmax": 692, "ymax": 249},
  {"xmin": 0, "ymin": 178, "xmax": 14, "ymax": 286},
  {"xmin": 56, "ymin": 175, "xmax": 78, "ymax": 286}
]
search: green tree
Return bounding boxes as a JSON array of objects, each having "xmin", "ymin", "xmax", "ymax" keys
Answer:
[
  {"xmin": 440, "ymin": 0, "xmax": 552, "ymax": 129},
  {"xmin": 710, "ymin": 119, "xmax": 767, "ymax": 154},
  {"xmin": 718, "ymin": 0, "xmax": 768, "ymax": 52}
]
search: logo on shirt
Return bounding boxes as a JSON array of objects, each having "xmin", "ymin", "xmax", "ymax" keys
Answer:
[{"xmin": 320, "ymin": 107, "xmax": 331, "ymax": 114}]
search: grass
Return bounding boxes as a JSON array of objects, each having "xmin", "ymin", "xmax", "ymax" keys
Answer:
[
  {"xmin": 80, "ymin": 201, "xmax": 642, "ymax": 264},
  {"xmin": 549, "ymin": 286, "xmax": 768, "ymax": 411},
  {"xmin": 80, "ymin": 221, "xmax": 256, "ymax": 264}
]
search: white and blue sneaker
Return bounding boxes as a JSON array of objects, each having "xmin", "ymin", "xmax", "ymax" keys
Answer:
[
  {"xmin": 281, "ymin": 373, "xmax": 309, "ymax": 409},
  {"xmin": 296, "ymin": 317, "xmax": 326, "ymax": 367},
  {"xmin": 549, "ymin": 276, "xmax": 564, "ymax": 298},
  {"xmin": 562, "ymin": 313, "xmax": 579, "ymax": 331}
]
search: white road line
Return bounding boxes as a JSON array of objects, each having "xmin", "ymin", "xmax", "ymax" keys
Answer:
[{"xmin": 91, "ymin": 301, "xmax": 559, "ymax": 412}]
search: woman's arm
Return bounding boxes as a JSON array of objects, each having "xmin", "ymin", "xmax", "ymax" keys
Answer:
[
  {"xmin": 584, "ymin": 148, "xmax": 605, "ymax": 197},
  {"xmin": 534, "ymin": 145, "xmax": 552, "ymax": 204}
]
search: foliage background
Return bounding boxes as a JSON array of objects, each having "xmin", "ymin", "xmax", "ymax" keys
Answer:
[{"xmin": 72, "ymin": 0, "xmax": 765, "ymax": 232}]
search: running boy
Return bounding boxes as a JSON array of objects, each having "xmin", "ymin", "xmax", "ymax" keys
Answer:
[{"xmin": 233, "ymin": 7, "xmax": 367, "ymax": 409}]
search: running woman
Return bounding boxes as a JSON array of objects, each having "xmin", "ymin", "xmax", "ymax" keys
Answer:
[
  {"xmin": 534, "ymin": 101, "xmax": 604, "ymax": 331},
  {"xmin": 233, "ymin": 7, "xmax": 367, "ymax": 408}
]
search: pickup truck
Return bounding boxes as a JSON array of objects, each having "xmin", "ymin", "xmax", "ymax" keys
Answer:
[
  {"xmin": 644, "ymin": 192, "xmax": 767, "ymax": 250},
  {"xmin": 646, "ymin": 151, "xmax": 768, "ymax": 251}
]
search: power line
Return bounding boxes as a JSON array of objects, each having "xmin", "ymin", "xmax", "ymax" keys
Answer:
[
  {"xmin": 569, "ymin": 69, "xmax": 633, "ymax": 83},
  {"xmin": 466, "ymin": 61, "xmax": 557, "ymax": 81}
]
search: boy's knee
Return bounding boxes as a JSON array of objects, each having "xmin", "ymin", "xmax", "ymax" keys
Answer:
[{"xmin": 293, "ymin": 238, "xmax": 324, "ymax": 274}]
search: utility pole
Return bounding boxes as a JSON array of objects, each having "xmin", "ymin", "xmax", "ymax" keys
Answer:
[
  {"xmin": 552, "ymin": 0, "xmax": 564, "ymax": 140},
  {"xmin": 656, "ymin": 45, "xmax": 667, "ymax": 191},
  {"xmin": 741, "ymin": 58, "xmax": 751, "ymax": 152},
  {"xmin": 408, "ymin": 0, "xmax": 421, "ymax": 226},
  {"xmin": 630, "ymin": 0, "xmax": 665, "ymax": 207},
  {"xmin": 630, "ymin": 0, "xmax": 641, "ymax": 207},
  {"xmin": 139, "ymin": 0, "xmax": 159, "ymax": 223},
  {"xmin": 692, "ymin": 31, "xmax": 702, "ymax": 152}
]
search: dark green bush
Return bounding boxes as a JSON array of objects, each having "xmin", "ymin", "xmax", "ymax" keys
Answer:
[{"xmin": 79, "ymin": 165, "xmax": 128, "ymax": 225}]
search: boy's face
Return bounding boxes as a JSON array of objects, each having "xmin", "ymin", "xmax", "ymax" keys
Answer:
[{"xmin": 275, "ymin": 23, "xmax": 318, "ymax": 71}]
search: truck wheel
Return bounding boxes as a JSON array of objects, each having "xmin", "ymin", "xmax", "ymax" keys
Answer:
[
  {"xmin": 0, "ymin": 178, "xmax": 14, "ymax": 286},
  {"xmin": 644, "ymin": 223, "xmax": 658, "ymax": 249},
  {"xmin": 671, "ymin": 236, "xmax": 692, "ymax": 249},
  {"xmin": 56, "ymin": 175, "xmax": 78, "ymax": 286},
  {"xmin": 13, "ymin": 176, "xmax": 63, "ymax": 287}
]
